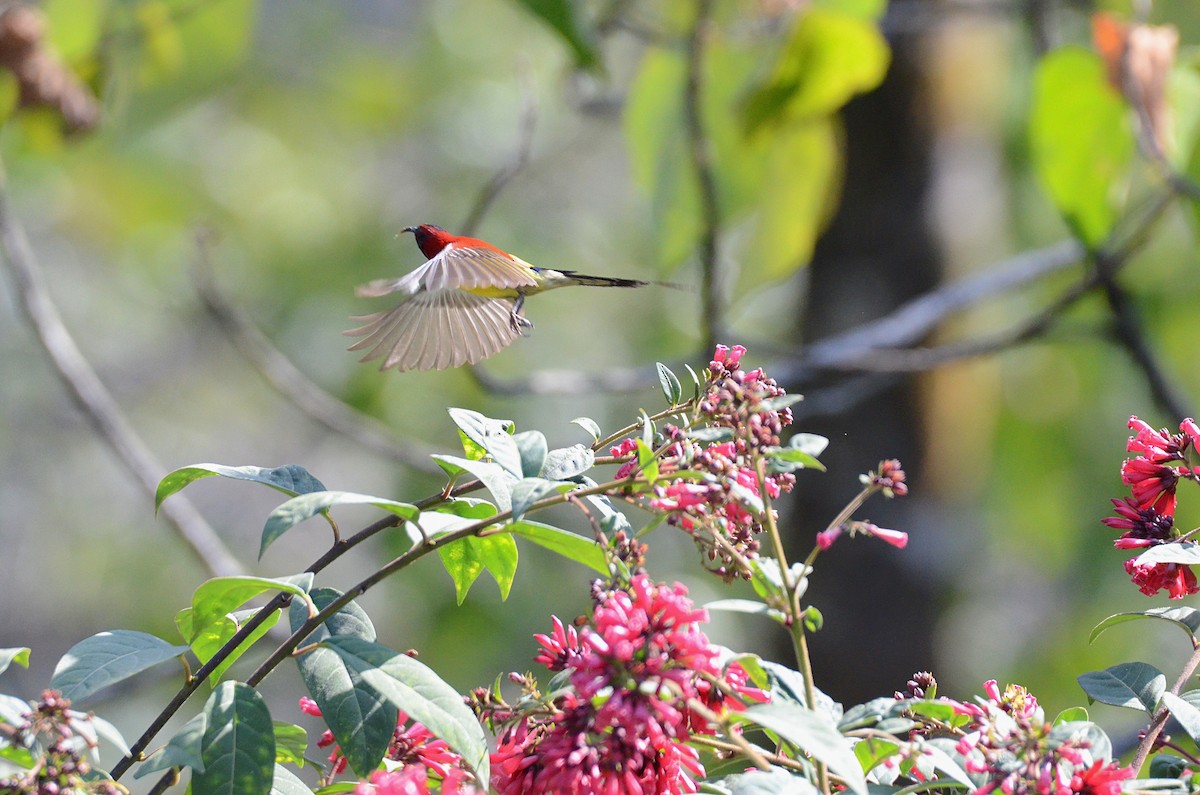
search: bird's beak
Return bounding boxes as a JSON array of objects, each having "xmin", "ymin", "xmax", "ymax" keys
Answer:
[{"xmin": 401, "ymin": 226, "xmax": 418, "ymax": 235}]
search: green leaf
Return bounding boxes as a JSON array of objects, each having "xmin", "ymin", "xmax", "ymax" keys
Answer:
[
  {"xmin": 1162, "ymin": 692, "xmax": 1200, "ymax": 746},
  {"xmin": 192, "ymin": 682, "xmax": 275, "ymax": 795},
  {"xmin": 271, "ymin": 763, "xmax": 315, "ymax": 795},
  {"xmin": 0, "ymin": 693, "xmax": 30, "ymax": 727},
  {"xmin": 293, "ymin": 602, "xmax": 394, "ymax": 777},
  {"xmin": 1048, "ymin": 721, "xmax": 1112, "ymax": 762},
  {"xmin": 1054, "ymin": 706, "xmax": 1090, "ymax": 724},
  {"xmin": 636, "ymin": 438, "xmax": 659, "ymax": 483},
  {"xmin": 182, "ymin": 608, "xmax": 281, "ymax": 686},
  {"xmin": 742, "ymin": 10, "xmax": 890, "ymax": 133},
  {"xmin": 1090, "ymin": 606, "xmax": 1200, "ymax": 643},
  {"xmin": 507, "ymin": 520, "xmax": 607, "ymax": 574},
  {"xmin": 289, "ymin": 587, "xmax": 377, "ymax": 643},
  {"xmin": 571, "ymin": 417, "xmax": 602, "ymax": 442},
  {"xmin": 512, "ymin": 0, "xmax": 599, "ymax": 69},
  {"xmin": 433, "ymin": 454, "xmax": 516, "ymax": 511},
  {"xmin": 156, "ymin": 463, "xmax": 326, "ymax": 512},
  {"xmin": 721, "ymin": 767, "xmax": 819, "ymax": 794},
  {"xmin": 448, "ymin": 408, "xmax": 522, "ymax": 477},
  {"xmin": 1030, "ymin": 47, "xmax": 1135, "ymax": 247},
  {"xmin": 736, "ymin": 702, "xmax": 867, "ymax": 795},
  {"xmin": 134, "ymin": 713, "xmax": 206, "ymax": 778},
  {"xmin": 272, "ymin": 722, "xmax": 308, "ymax": 767},
  {"xmin": 189, "ymin": 575, "xmax": 312, "ymax": 642},
  {"xmin": 438, "ymin": 533, "xmax": 519, "ymax": 604},
  {"xmin": 790, "ymin": 433, "xmax": 829, "ymax": 457},
  {"xmin": 51, "ymin": 630, "xmax": 189, "ymax": 704},
  {"xmin": 262, "ymin": 492, "xmax": 418, "ymax": 558},
  {"xmin": 657, "ymin": 362, "xmax": 683, "ymax": 406},
  {"xmin": 513, "ymin": 431, "xmax": 549, "ymax": 478},
  {"xmin": 741, "ymin": 118, "xmax": 841, "ymax": 285},
  {"xmin": 322, "ymin": 637, "xmax": 489, "ymax": 786},
  {"xmin": 767, "ymin": 446, "xmax": 827, "ymax": 474},
  {"xmin": 510, "ymin": 477, "xmax": 572, "ymax": 521},
  {"xmin": 542, "ymin": 445, "xmax": 595, "ymax": 480},
  {"xmin": 1077, "ymin": 662, "xmax": 1165, "ymax": 713},
  {"xmin": 0, "ymin": 648, "xmax": 30, "ymax": 676},
  {"xmin": 1134, "ymin": 543, "xmax": 1200, "ymax": 567},
  {"xmin": 704, "ymin": 599, "xmax": 786, "ymax": 622}
]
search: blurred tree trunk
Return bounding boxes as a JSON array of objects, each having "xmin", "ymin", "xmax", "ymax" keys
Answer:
[{"xmin": 782, "ymin": 20, "xmax": 942, "ymax": 705}]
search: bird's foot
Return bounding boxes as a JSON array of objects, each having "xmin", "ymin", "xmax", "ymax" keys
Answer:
[{"xmin": 510, "ymin": 312, "xmax": 534, "ymax": 336}]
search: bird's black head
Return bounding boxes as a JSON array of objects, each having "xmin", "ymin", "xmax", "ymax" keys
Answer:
[{"xmin": 402, "ymin": 224, "xmax": 450, "ymax": 259}]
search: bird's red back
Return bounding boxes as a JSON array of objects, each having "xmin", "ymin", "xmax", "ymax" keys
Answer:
[{"xmin": 409, "ymin": 224, "xmax": 512, "ymax": 261}]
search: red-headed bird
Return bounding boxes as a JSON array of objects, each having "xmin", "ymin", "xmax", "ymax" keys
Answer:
[{"xmin": 345, "ymin": 224, "xmax": 652, "ymax": 372}]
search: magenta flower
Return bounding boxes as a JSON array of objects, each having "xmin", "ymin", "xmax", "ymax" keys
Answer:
[
  {"xmin": 941, "ymin": 681, "xmax": 1131, "ymax": 795},
  {"xmin": 1120, "ymin": 457, "xmax": 1181, "ymax": 514},
  {"xmin": 486, "ymin": 575, "xmax": 764, "ymax": 795}
]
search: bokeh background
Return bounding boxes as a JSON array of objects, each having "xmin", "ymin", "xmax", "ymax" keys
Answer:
[{"xmin": 2, "ymin": 0, "xmax": 1200, "ymax": 788}]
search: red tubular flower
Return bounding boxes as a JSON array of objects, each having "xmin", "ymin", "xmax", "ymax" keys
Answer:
[
  {"xmin": 1126, "ymin": 416, "xmax": 1188, "ymax": 462},
  {"xmin": 1120, "ymin": 457, "xmax": 1181, "ymax": 514},
  {"xmin": 1071, "ymin": 760, "xmax": 1135, "ymax": 795},
  {"xmin": 1124, "ymin": 557, "xmax": 1199, "ymax": 599}
]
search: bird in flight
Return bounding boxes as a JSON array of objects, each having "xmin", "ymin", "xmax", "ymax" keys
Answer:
[{"xmin": 345, "ymin": 224, "xmax": 653, "ymax": 372}]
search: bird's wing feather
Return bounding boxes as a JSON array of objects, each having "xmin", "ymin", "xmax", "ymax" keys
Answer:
[
  {"xmin": 421, "ymin": 245, "xmax": 540, "ymax": 292},
  {"xmin": 344, "ymin": 289, "xmax": 520, "ymax": 372}
]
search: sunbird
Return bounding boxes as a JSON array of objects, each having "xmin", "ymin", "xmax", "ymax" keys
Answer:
[{"xmin": 345, "ymin": 224, "xmax": 652, "ymax": 372}]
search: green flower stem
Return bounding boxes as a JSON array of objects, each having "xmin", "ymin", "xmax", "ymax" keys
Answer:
[
  {"xmin": 686, "ymin": 699, "xmax": 773, "ymax": 772},
  {"xmin": 752, "ymin": 452, "xmax": 830, "ymax": 795},
  {"xmin": 592, "ymin": 400, "xmax": 697, "ymax": 452}
]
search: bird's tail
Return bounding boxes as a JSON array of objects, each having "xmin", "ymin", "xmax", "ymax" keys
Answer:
[{"xmin": 560, "ymin": 270, "xmax": 686, "ymax": 290}]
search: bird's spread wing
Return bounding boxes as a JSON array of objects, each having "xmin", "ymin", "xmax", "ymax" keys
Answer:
[
  {"xmin": 420, "ymin": 245, "xmax": 540, "ymax": 292},
  {"xmin": 354, "ymin": 245, "xmax": 539, "ymax": 299},
  {"xmin": 344, "ymin": 289, "xmax": 521, "ymax": 372}
]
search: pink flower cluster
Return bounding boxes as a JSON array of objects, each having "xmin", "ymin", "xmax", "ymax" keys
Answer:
[
  {"xmin": 949, "ymin": 681, "xmax": 1133, "ymax": 795},
  {"xmin": 488, "ymin": 574, "xmax": 766, "ymax": 795},
  {"xmin": 299, "ymin": 697, "xmax": 477, "ymax": 793},
  {"xmin": 1103, "ymin": 416, "xmax": 1200, "ymax": 599},
  {"xmin": 612, "ymin": 345, "xmax": 798, "ymax": 578}
]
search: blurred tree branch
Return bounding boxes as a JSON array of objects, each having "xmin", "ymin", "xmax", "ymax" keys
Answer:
[
  {"xmin": 190, "ymin": 232, "xmax": 440, "ymax": 471},
  {"xmin": 0, "ymin": 168, "xmax": 243, "ymax": 578},
  {"xmin": 685, "ymin": 0, "xmax": 724, "ymax": 353}
]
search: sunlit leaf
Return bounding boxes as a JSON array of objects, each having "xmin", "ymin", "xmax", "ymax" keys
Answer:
[
  {"xmin": 448, "ymin": 408, "xmax": 522, "ymax": 477},
  {"xmin": 156, "ymin": 463, "xmax": 327, "ymax": 512},
  {"xmin": 261, "ymin": 492, "xmax": 418, "ymax": 558},
  {"xmin": 507, "ymin": 519, "xmax": 607, "ymax": 573},
  {"xmin": 0, "ymin": 648, "xmax": 30, "ymax": 677},
  {"xmin": 188, "ymin": 574, "xmax": 312, "ymax": 641},
  {"xmin": 513, "ymin": 430, "xmax": 549, "ymax": 478},
  {"xmin": 1030, "ymin": 47, "xmax": 1134, "ymax": 246},
  {"xmin": 542, "ymin": 445, "xmax": 595, "ymax": 480},
  {"xmin": 438, "ymin": 533, "xmax": 519, "ymax": 603},
  {"xmin": 742, "ymin": 10, "xmax": 890, "ymax": 133},
  {"xmin": 51, "ymin": 630, "xmax": 189, "ymax": 703}
]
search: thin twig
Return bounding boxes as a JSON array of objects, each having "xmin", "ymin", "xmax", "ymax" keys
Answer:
[
  {"xmin": 189, "ymin": 232, "xmax": 439, "ymax": 471},
  {"xmin": 471, "ymin": 238, "xmax": 1087, "ymax": 395},
  {"xmin": 0, "ymin": 167, "xmax": 243, "ymax": 578},
  {"xmin": 684, "ymin": 0, "xmax": 723, "ymax": 352}
]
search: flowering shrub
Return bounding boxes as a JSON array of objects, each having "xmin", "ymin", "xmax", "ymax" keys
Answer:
[
  {"xmin": 1103, "ymin": 416, "xmax": 1200, "ymax": 598},
  {"xmin": 3, "ymin": 351, "xmax": 1199, "ymax": 795}
]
